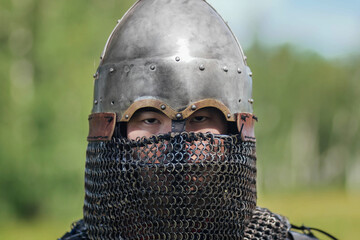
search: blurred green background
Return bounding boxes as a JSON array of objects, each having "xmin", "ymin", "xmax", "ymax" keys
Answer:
[{"xmin": 0, "ymin": 0, "xmax": 359, "ymax": 239}]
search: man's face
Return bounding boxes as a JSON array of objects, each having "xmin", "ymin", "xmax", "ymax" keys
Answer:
[{"xmin": 127, "ymin": 107, "xmax": 227, "ymax": 139}]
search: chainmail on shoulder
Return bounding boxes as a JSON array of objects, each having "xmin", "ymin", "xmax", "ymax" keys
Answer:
[
  {"xmin": 244, "ymin": 207, "xmax": 291, "ymax": 240},
  {"xmin": 60, "ymin": 207, "xmax": 292, "ymax": 240},
  {"xmin": 61, "ymin": 208, "xmax": 329, "ymax": 240}
]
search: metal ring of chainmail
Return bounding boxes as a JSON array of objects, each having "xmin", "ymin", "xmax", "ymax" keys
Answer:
[
  {"xmin": 83, "ymin": 132, "xmax": 257, "ymax": 239},
  {"xmin": 244, "ymin": 207, "xmax": 290, "ymax": 240},
  {"xmin": 59, "ymin": 207, "xmax": 293, "ymax": 240}
]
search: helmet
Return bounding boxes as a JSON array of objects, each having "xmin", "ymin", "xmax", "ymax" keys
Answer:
[
  {"xmin": 88, "ymin": 0, "xmax": 256, "ymax": 142},
  {"xmin": 84, "ymin": 0, "xmax": 257, "ymax": 239}
]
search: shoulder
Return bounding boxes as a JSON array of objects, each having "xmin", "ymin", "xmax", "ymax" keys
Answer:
[
  {"xmin": 244, "ymin": 206, "xmax": 292, "ymax": 239},
  {"xmin": 244, "ymin": 207, "xmax": 322, "ymax": 240},
  {"xmin": 247, "ymin": 207, "xmax": 338, "ymax": 240},
  {"xmin": 58, "ymin": 219, "xmax": 89, "ymax": 240}
]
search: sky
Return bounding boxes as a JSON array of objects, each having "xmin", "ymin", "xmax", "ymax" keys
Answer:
[{"xmin": 207, "ymin": 0, "xmax": 360, "ymax": 58}]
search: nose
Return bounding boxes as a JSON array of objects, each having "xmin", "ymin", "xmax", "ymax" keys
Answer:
[{"xmin": 171, "ymin": 119, "xmax": 186, "ymax": 133}]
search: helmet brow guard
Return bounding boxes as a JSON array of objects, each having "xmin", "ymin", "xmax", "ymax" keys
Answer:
[{"xmin": 88, "ymin": 0, "xmax": 256, "ymax": 142}]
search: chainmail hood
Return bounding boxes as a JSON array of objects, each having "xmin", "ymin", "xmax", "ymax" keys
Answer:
[{"xmin": 83, "ymin": 132, "xmax": 257, "ymax": 239}]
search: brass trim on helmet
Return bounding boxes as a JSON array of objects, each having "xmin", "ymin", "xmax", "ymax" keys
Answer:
[{"xmin": 119, "ymin": 98, "xmax": 236, "ymax": 122}]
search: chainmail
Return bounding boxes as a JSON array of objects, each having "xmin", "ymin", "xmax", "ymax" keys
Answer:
[
  {"xmin": 60, "ymin": 208, "xmax": 292, "ymax": 240},
  {"xmin": 83, "ymin": 132, "xmax": 257, "ymax": 239},
  {"xmin": 244, "ymin": 207, "xmax": 290, "ymax": 240}
]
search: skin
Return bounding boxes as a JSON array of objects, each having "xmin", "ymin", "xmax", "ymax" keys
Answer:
[
  {"xmin": 127, "ymin": 107, "xmax": 227, "ymax": 187},
  {"xmin": 127, "ymin": 107, "xmax": 227, "ymax": 139}
]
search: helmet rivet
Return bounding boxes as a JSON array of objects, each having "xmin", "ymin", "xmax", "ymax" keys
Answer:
[
  {"xmin": 150, "ymin": 65, "xmax": 156, "ymax": 71},
  {"xmin": 94, "ymin": 100, "xmax": 98, "ymax": 105},
  {"xmin": 199, "ymin": 65, "xmax": 205, "ymax": 71},
  {"xmin": 93, "ymin": 72, "xmax": 98, "ymax": 78},
  {"xmin": 109, "ymin": 67, "xmax": 115, "ymax": 73},
  {"xmin": 111, "ymin": 101, "xmax": 115, "ymax": 105},
  {"xmin": 237, "ymin": 68, "xmax": 242, "ymax": 74},
  {"xmin": 248, "ymin": 99, "xmax": 254, "ymax": 104},
  {"xmin": 175, "ymin": 56, "xmax": 180, "ymax": 62},
  {"xmin": 191, "ymin": 105, "xmax": 197, "ymax": 110},
  {"xmin": 161, "ymin": 105, "xmax": 166, "ymax": 110},
  {"xmin": 176, "ymin": 113, "xmax": 182, "ymax": 119},
  {"xmin": 238, "ymin": 99, "xmax": 241, "ymax": 103},
  {"xmin": 125, "ymin": 115, "xmax": 129, "ymax": 119},
  {"xmin": 227, "ymin": 113, "xmax": 231, "ymax": 118},
  {"xmin": 223, "ymin": 66, "xmax": 228, "ymax": 72},
  {"xmin": 249, "ymin": 72, "xmax": 253, "ymax": 77}
]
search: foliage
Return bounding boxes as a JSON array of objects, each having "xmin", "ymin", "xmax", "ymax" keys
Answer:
[
  {"xmin": 0, "ymin": 0, "xmax": 136, "ymax": 221},
  {"xmin": 247, "ymin": 43, "xmax": 360, "ymax": 192}
]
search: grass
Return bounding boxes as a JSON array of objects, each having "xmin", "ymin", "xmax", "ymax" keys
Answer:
[
  {"xmin": 258, "ymin": 190, "xmax": 360, "ymax": 239},
  {"xmin": 0, "ymin": 219, "xmax": 76, "ymax": 240},
  {"xmin": 0, "ymin": 190, "xmax": 358, "ymax": 239}
]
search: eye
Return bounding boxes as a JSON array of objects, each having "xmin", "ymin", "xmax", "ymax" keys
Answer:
[
  {"xmin": 143, "ymin": 118, "xmax": 160, "ymax": 124},
  {"xmin": 191, "ymin": 116, "xmax": 208, "ymax": 123}
]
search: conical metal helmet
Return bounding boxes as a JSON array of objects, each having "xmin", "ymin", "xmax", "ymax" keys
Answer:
[{"xmin": 91, "ymin": 0, "xmax": 254, "ymax": 127}]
